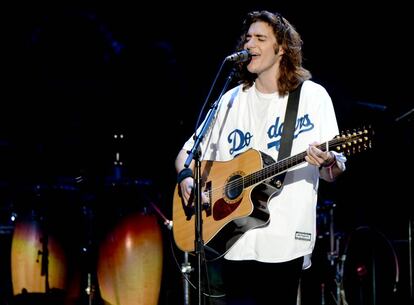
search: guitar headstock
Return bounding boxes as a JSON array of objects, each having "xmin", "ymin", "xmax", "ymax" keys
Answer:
[{"xmin": 332, "ymin": 125, "xmax": 374, "ymax": 156}]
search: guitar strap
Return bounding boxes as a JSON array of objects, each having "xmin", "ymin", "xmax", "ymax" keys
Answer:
[{"xmin": 270, "ymin": 82, "xmax": 303, "ymax": 188}]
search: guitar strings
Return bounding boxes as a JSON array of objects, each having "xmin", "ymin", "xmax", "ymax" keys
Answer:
[{"xmin": 203, "ymin": 132, "xmax": 367, "ymax": 201}]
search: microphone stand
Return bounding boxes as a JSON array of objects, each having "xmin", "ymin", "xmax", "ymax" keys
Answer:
[
  {"xmin": 395, "ymin": 107, "xmax": 414, "ymax": 122},
  {"xmin": 184, "ymin": 66, "xmax": 237, "ymax": 305}
]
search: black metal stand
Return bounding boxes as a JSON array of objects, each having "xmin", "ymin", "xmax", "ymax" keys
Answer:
[
  {"xmin": 35, "ymin": 206, "xmax": 51, "ymax": 295},
  {"xmin": 395, "ymin": 107, "xmax": 414, "ymax": 123},
  {"xmin": 181, "ymin": 251, "xmax": 192, "ymax": 305},
  {"xmin": 409, "ymin": 218, "xmax": 413, "ymax": 301},
  {"xmin": 38, "ymin": 221, "xmax": 50, "ymax": 294},
  {"xmin": 184, "ymin": 66, "xmax": 237, "ymax": 305},
  {"xmin": 81, "ymin": 205, "xmax": 97, "ymax": 305},
  {"xmin": 320, "ymin": 200, "xmax": 347, "ymax": 305}
]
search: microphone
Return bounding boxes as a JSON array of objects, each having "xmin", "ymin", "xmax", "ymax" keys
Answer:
[{"xmin": 225, "ymin": 50, "xmax": 251, "ymax": 63}]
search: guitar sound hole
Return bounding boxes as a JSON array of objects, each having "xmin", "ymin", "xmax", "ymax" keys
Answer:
[{"xmin": 225, "ymin": 174, "xmax": 243, "ymax": 200}]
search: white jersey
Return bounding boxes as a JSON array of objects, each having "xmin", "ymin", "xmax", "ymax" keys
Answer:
[{"xmin": 182, "ymin": 80, "xmax": 340, "ymax": 263}]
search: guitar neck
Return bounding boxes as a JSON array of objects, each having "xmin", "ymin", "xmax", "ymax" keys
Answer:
[{"xmin": 244, "ymin": 138, "xmax": 342, "ymax": 187}]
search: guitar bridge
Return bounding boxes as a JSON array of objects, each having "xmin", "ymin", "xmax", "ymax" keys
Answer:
[{"xmin": 203, "ymin": 181, "xmax": 212, "ymax": 216}]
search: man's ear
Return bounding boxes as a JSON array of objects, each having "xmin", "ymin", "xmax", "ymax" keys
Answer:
[{"xmin": 276, "ymin": 46, "xmax": 285, "ymax": 55}]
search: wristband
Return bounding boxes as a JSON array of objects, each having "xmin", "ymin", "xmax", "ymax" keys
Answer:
[
  {"xmin": 322, "ymin": 153, "xmax": 336, "ymax": 168},
  {"xmin": 321, "ymin": 154, "xmax": 336, "ymax": 180},
  {"xmin": 177, "ymin": 168, "xmax": 193, "ymax": 184}
]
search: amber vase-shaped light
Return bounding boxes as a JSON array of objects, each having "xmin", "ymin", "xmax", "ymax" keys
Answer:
[
  {"xmin": 11, "ymin": 219, "xmax": 67, "ymax": 295},
  {"xmin": 97, "ymin": 212, "xmax": 163, "ymax": 305}
]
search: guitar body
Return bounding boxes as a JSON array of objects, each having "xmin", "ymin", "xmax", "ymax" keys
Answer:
[{"xmin": 172, "ymin": 148, "xmax": 280, "ymax": 256}]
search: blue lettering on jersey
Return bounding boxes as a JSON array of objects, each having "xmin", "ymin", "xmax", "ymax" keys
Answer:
[
  {"xmin": 267, "ymin": 114, "xmax": 314, "ymax": 151},
  {"xmin": 228, "ymin": 129, "xmax": 253, "ymax": 155}
]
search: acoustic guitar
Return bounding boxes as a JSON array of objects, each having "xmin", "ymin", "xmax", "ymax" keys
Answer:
[{"xmin": 172, "ymin": 126, "xmax": 373, "ymax": 257}]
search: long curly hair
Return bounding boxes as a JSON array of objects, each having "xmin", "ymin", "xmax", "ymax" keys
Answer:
[{"xmin": 235, "ymin": 10, "xmax": 311, "ymax": 96}]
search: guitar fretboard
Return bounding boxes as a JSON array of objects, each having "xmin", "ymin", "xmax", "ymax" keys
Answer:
[{"xmin": 243, "ymin": 136, "xmax": 348, "ymax": 188}]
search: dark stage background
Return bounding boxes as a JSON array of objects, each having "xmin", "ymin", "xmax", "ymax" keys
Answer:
[{"xmin": 0, "ymin": 1, "xmax": 413, "ymax": 305}]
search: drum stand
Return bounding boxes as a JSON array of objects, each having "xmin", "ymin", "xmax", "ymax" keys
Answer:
[{"xmin": 38, "ymin": 223, "xmax": 50, "ymax": 294}]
